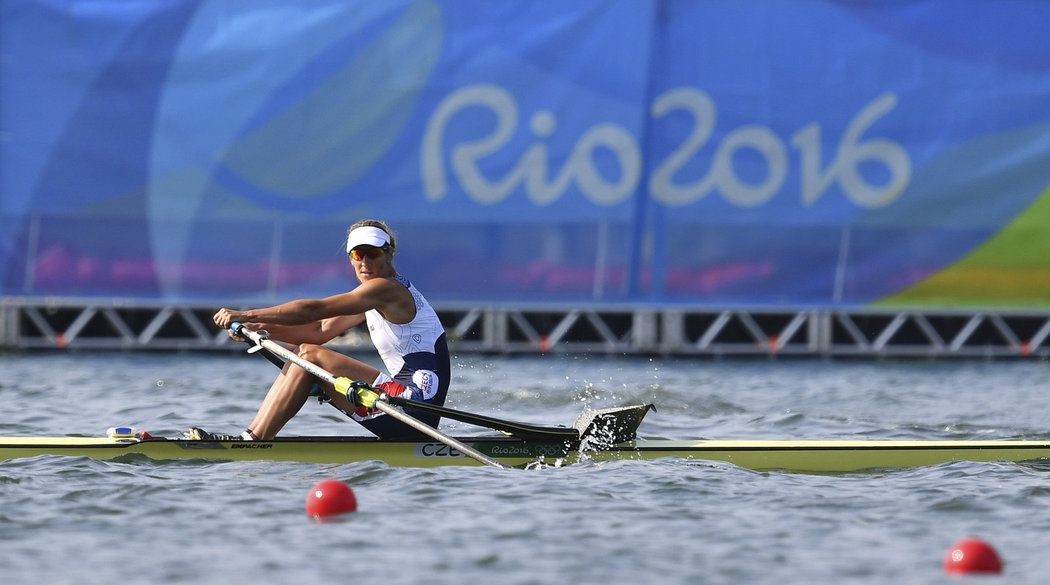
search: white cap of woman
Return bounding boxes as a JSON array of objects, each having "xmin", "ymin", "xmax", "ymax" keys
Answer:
[{"xmin": 346, "ymin": 225, "xmax": 391, "ymax": 253}]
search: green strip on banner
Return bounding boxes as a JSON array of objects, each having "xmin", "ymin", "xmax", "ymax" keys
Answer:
[{"xmin": 877, "ymin": 185, "xmax": 1050, "ymax": 308}]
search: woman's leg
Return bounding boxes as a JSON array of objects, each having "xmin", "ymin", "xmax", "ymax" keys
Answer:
[{"xmin": 247, "ymin": 344, "xmax": 379, "ymax": 440}]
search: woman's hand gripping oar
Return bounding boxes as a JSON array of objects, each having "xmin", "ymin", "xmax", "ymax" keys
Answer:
[{"xmin": 230, "ymin": 323, "xmax": 505, "ymax": 468}]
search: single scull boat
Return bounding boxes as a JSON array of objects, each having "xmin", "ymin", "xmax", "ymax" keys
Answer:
[
  {"xmin": 0, "ymin": 402, "xmax": 1047, "ymax": 473},
  {"xmin": 2, "ymin": 433, "xmax": 1050, "ymax": 473},
  {"xmin": 5, "ymin": 325, "xmax": 1045, "ymax": 473}
]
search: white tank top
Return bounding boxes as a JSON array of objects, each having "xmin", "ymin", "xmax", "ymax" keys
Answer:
[{"xmin": 364, "ymin": 274, "xmax": 446, "ymax": 377}]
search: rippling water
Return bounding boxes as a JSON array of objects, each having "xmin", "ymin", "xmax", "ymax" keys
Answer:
[{"xmin": 1, "ymin": 352, "xmax": 1049, "ymax": 584}]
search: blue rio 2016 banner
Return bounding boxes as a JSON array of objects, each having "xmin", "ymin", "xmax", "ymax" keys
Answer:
[{"xmin": 2, "ymin": 0, "xmax": 1050, "ymax": 307}]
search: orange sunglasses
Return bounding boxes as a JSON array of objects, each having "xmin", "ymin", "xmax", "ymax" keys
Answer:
[{"xmin": 349, "ymin": 246, "xmax": 388, "ymax": 261}]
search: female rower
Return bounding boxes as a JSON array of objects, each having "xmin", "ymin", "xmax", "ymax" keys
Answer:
[{"xmin": 194, "ymin": 219, "xmax": 450, "ymax": 440}]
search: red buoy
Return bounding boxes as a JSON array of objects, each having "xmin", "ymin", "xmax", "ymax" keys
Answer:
[
  {"xmin": 305, "ymin": 479, "xmax": 357, "ymax": 519},
  {"xmin": 944, "ymin": 537, "xmax": 1003, "ymax": 574}
]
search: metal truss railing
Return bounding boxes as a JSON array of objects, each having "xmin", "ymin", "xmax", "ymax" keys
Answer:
[
  {"xmin": 0, "ymin": 299, "xmax": 228, "ymax": 350},
  {"xmin": 2, "ymin": 298, "xmax": 1049, "ymax": 358}
]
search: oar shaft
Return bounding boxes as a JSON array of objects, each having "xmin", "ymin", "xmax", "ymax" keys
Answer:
[
  {"xmin": 235, "ymin": 325, "xmax": 504, "ymax": 468},
  {"xmin": 244, "ymin": 341, "xmax": 578, "ymax": 441}
]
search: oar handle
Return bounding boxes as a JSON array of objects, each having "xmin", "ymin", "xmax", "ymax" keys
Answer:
[
  {"xmin": 231, "ymin": 323, "xmax": 505, "ymax": 469},
  {"xmin": 231, "ymin": 323, "xmax": 285, "ymax": 369}
]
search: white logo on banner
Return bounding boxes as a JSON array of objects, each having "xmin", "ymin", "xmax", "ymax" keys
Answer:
[{"xmin": 422, "ymin": 84, "xmax": 910, "ymax": 209}]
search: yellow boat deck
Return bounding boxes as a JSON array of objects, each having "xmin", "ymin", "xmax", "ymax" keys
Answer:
[{"xmin": 2, "ymin": 435, "xmax": 1050, "ymax": 473}]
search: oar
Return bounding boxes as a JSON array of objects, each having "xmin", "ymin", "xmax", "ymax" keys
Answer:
[
  {"xmin": 230, "ymin": 323, "xmax": 505, "ymax": 468},
  {"xmin": 237, "ymin": 333, "xmax": 285, "ymax": 369},
  {"xmin": 236, "ymin": 336, "xmax": 651, "ymax": 445},
  {"xmin": 383, "ymin": 395, "xmax": 579, "ymax": 441},
  {"xmin": 237, "ymin": 330, "xmax": 580, "ymax": 441}
]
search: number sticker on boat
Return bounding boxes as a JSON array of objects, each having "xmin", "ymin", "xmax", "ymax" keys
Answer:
[{"xmin": 415, "ymin": 443, "xmax": 465, "ymax": 458}]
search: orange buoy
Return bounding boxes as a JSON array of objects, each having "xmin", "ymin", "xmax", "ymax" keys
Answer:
[
  {"xmin": 944, "ymin": 537, "xmax": 1003, "ymax": 574},
  {"xmin": 305, "ymin": 479, "xmax": 357, "ymax": 519}
]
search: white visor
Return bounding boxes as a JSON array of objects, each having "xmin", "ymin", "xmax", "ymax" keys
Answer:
[{"xmin": 346, "ymin": 226, "xmax": 391, "ymax": 253}]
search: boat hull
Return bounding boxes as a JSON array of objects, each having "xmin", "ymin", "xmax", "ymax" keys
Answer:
[
  {"xmin": 622, "ymin": 439, "xmax": 1050, "ymax": 473},
  {"xmin": 2, "ymin": 436, "xmax": 1050, "ymax": 472},
  {"xmin": 0, "ymin": 436, "xmax": 572, "ymax": 468}
]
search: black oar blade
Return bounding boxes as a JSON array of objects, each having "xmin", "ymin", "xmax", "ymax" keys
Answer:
[{"xmin": 574, "ymin": 404, "xmax": 654, "ymax": 448}]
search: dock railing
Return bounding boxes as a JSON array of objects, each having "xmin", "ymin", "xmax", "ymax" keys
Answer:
[{"xmin": 3, "ymin": 297, "xmax": 1049, "ymax": 358}]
